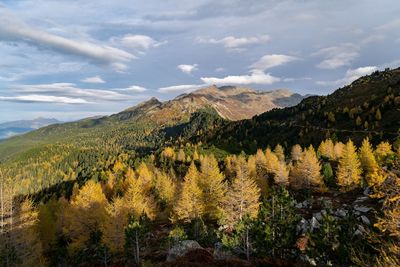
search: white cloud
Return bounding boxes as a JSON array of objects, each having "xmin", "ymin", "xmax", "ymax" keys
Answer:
[
  {"xmin": 375, "ymin": 19, "xmax": 400, "ymax": 31},
  {"xmin": 177, "ymin": 64, "xmax": 198, "ymax": 74},
  {"xmin": 113, "ymin": 34, "xmax": 166, "ymax": 51},
  {"xmin": 13, "ymin": 83, "xmax": 145, "ymax": 102},
  {"xmin": 0, "ymin": 95, "xmax": 89, "ymax": 104},
  {"xmin": 201, "ymin": 70, "xmax": 280, "ymax": 85},
  {"xmin": 158, "ymin": 84, "xmax": 206, "ymax": 93},
  {"xmin": 198, "ymin": 35, "xmax": 270, "ymax": 49},
  {"xmin": 317, "ymin": 66, "xmax": 378, "ymax": 87},
  {"xmin": 0, "ymin": 10, "xmax": 135, "ymax": 70},
  {"xmin": 81, "ymin": 75, "xmax": 105, "ymax": 84},
  {"xmin": 250, "ymin": 54, "xmax": 298, "ymax": 71},
  {"xmin": 115, "ymin": 85, "xmax": 147, "ymax": 93},
  {"xmin": 215, "ymin": 67, "xmax": 225, "ymax": 72},
  {"xmin": 314, "ymin": 43, "xmax": 359, "ymax": 69}
]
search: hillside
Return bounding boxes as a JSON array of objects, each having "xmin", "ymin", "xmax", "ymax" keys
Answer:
[{"xmin": 201, "ymin": 68, "xmax": 400, "ymax": 153}]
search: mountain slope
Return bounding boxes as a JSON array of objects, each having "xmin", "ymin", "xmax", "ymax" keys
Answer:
[
  {"xmin": 0, "ymin": 86, "xmax": 303, "ymax": 160},
  {"xmin": 200, "ymin": 68, "xmax": 400, "ymax": 153}
]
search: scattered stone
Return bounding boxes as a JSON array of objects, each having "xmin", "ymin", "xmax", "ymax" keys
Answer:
[
  {"xmin": 363, "ymin": 187, "xmax": 371, "ymax": 196},
  {"xmin": 353, "ymin": 205, "xmax": 372, "ymax": 213},
  {"xmin": 354, "ymin": 196, "xmax": 368, "ymax": 203},
  {"xmin": 167, "ymin": 240, "xmax": 202, "ymax": 262},
  {"xmin": 360, "ymin": 215, "xmax": 371, "ymax": 225},
  {"xmin": 334, "ymin": 209, "xmax": 347, "ymax": 218},
  {"xmin": 297, "ymin": 218, "xmax": 309, "ymax": 234},
  {"xmin": 310, "ymin": 217, "xmax": 320, "ymax": 231},
  {"xmin": 314, "ymin": 212, "xmax": 323, "ymax": 221}
]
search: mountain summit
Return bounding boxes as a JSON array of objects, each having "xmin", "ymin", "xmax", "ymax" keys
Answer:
[{"xmin": 118, "ymin": 85, "xmax": 304, "ymax": 123}]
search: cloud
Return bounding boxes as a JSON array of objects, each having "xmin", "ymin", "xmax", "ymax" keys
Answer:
[
  {"xmin": 114, "ymin": 85, "xmax": 147, "ymax": 93},
  {"xmin": 375, "ymin": 19, "xmax": 400, "ymax": 31},
  {"xmin": 0, "ymin": 95, "xmax": 89, "ymax": 104},
  {"xmin": 314, "ymin": 43, "xmax": 359, "ymax": 69},
  {"xmin": 250, "ymin": 54, "xmax": 299, "ymax": 71},
  {"xmin": 12, "ymin": 83, "xmax": 146, "ymax": 102},
  {"xmin": 316, "ymin": 66, "xmax": 378, "ymax": 87},
  {"xmin": 158, "ymin": 84, "xmax": 207, "ymax": 93},
  {"xmin": 0, "ymin": 10, "xmax": 135, "ymax": 70},
  {"xmin": 81, "ymin": 75, "xmax": 106, "ymax": 84},
  {"xmin": 177, "ymin": 64, "xmax": 198, "ymax": 74},
  {"xmin": 112, "ymin": 34, "xmax": 167, "ymax": 51},
  {"xmin": 201, "ymin": 70, "xmax": 280, "ymax": 85},
  {"xmin": 198, "ymin": 35, "xmax": 270, "ymax": 49}
]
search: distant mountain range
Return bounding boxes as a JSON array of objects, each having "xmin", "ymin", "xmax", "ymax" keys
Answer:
[{"xmin": 0, "ymin": 118, "xmax": 61, "ymax": 140}]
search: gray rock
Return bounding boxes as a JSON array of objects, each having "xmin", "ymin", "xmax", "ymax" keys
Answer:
[
  {"xmin": 213, "ymin": 242, "xmax": 232, "ymax": 260},
  {"xmin": 360, "ymin": 215, "xmax": 371, "ymax": 225},
  {"xmin": 310, "ymin": 217, "xmax": 320, "ymax": 231},
  {"xmin": 354, "ymin": 196, "xmax": 368, "ymax": 203},
  {"xmin": 297, "ymin": 218, "xmax": 309, "ymax": 234},
  {"xmin": 335, "ymin": 209, "xmax": 347, "ymax": 218},
  {"xmin": 353, "ymin": 205, "xmax": 372, "ymax": 213},
  {"xmin": 167, "ymin": 240, "xmax": 202, "ymax": 262},
  {"xmin": 295, "ymin": 202, "xmax": 303, "ymax": 209},
  {"xmin": 314, "ymin": 212, "xmax": 323, "ymax": 221},
  {"xmin": 363, "ymin": 187, "xmax": 371, "ymax": 196}
]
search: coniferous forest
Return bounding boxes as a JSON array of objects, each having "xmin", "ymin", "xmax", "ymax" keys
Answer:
[{"xmin": 0, "ymin": 68, "xmax": 400, "ymax": 266}]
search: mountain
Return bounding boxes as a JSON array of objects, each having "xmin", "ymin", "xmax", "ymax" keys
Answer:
[
  {"xmin": 0, "ymin": 117, "xmax": 60, "ymax": 140},
  {"xmin": 0, "ymin": 86, "xmax": 303, "ymax": 160}
]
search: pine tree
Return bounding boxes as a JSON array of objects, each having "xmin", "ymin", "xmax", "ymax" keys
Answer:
[
  {"xmin": 199, "ymin": 154, "xmax": 226, "ymax": 220},
  {"xmin": 221, "ymin": 156, "xmax": 261, "ymax": 230},
  {"xmin": 337, "ymin": 140, "xmax": 362, "ymax": 191},
  {"xmin": 63, "ymin": 180, "xmax": 107, "ymax": 253},
  {"xmin": 359, "ymin": 138, "xmax": 386, "ymax": 187},
  {"xmin": 290, "ymin": 146, "xmax": 324, "ymax": 191},
  {"xmin": 174, "ymin": 162, "xmax": 204, "ymax": 222}
]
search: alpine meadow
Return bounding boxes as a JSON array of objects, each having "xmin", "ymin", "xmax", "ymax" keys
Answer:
[{"xmin": 0, "ymin": 1, "xmax": 399, "ymax": 267}]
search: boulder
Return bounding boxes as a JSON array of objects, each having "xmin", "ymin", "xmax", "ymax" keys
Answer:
[
  {"xmin": 334, "ymin": 208, "xmax": 347, "ymax": 218},
  {"xmin": 297, "ymin": 218, "xmax": 309, "ymax": 234},
  {"xmin": 167, "ymin": 240, "xmax": 202, "ymax": 262},
  {"xmin": 310, "ymin": 217, "xmax": 320, "ymax": 232}
]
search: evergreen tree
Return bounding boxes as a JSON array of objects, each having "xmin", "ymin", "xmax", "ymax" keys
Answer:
[{"xmin": 337, "ymin": 140, "xmax": 362, "ymax": 191}]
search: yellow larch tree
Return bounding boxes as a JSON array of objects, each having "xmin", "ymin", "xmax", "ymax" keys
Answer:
[
  {"xmin": 173, "ymin": 162, "xmax": 204, "ymax": 222},
  {"xmin": 265, "ymin": 148, "xmax": 289, "ymax": 186},
  {"xmin": 221, "ymin": 155, "xmax": 261, "ymax": 230},
  {"xmin": 290, "ymin": 145, "xmax": 324, "ymax": 191},
  {"xmin": 12, "ymin": 199, "xmax": 45, "ymax": 267},
  {"xmin": 375, "ymin": 141, "xmax": 393, "ymax": 163},
  {"xmin": 63, "ymin": 180, "xmax": 107, "ymax": 253},
  {"xmin": 253, "ymin": 149, "xmax": 269, "ymax": 194},
  {"xmin": 337, "ymin": 140, "xmax": 362, "ymax": 191},
  {"xmin": 153, "ymin": 170, "xmax": 176, "ymax": 213},
  {"xmin": 359, "ymin": 138, "xmax": 386, "ymax": 187},
  {"xmin": 318, "ymin": 139, "xmax": 335, "ymax": 160},
  {"xmin": 334, "ymin": 141, "xmax": 345, "ymax": 159},
  {"xmin": 199, "ymin": 154, "xmax": 227, "ymax": 220},
  {"xmin": 274, "ymin": 144, "xmax": 285, "ymax": 162},
  {"xmin": 291, "ymin": 144, "xmax": 303, "ymax": 162}
]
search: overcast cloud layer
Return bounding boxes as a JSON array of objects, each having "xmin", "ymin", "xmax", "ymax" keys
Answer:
[{"xmin": 0, "ymin": 0, "xmax": 399, "ymax": 122}]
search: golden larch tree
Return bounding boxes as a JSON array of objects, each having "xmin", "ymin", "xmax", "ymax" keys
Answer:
[
  {"xmin": 173, "ymin": 162, "xmax": 204, "ymax": 222},
  {"xmin": 221, "ymin": 156, "xmax": 261, "ymax": 230},
  {"xmin": 199, "ymin": 154, "xmax": 227, "ymax": 220},
  {"xmin": 359, "ymin": 138, "xmax": 386, "ymax": 187},
  {"xmin": 337, "ymin": 140, "xmax": 362, "ymax": 191},
  {"xmin": 318, "ymin": 139, "xmax": 335, "ymax": 160},
  {"xmin": 290, "ymin": 146, "xmax": 324, "ymax": 191}
]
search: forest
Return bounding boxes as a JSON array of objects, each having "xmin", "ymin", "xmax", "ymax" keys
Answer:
[{"xmin": 1, "ymin": 137, "xmax": 399, "ymax": 266}]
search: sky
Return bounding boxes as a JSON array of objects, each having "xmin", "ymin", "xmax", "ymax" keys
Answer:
[{"xmin": 0, "ymin": 0, "xmax": 399, "ymax": 123}]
